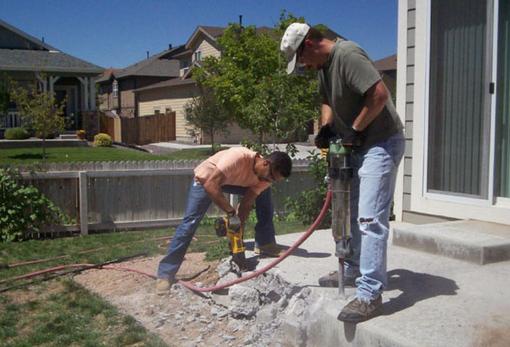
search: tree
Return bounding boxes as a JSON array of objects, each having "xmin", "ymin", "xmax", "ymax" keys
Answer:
[
  {"xmin": 192, "ymin": 12, "xmax": 321, "ymax": 152},
  {"xmin": 184, "ymin": 86, "xmax": 230, "ymax": 153},
  {"xmin": 9, "ymin": 78, "xmax": 66, "ymax": 159}
]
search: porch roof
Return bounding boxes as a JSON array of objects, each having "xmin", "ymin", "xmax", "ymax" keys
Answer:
[{"xmin": 0, "ymin": 48, "xmax": 104, "ymax": 74}]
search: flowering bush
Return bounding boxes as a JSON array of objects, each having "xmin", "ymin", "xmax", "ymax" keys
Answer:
[{"xmin": 93, "ymin": 133, "xmax": 112, "ymax": 147}]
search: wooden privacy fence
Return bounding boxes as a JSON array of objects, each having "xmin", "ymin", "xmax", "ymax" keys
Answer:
[
  {"xmin": 23, "ymin": 163, "xmax": 314, "ymax": 235},
  {"xmin": 100, "ymin": 112, "xmax": 176, "ymax": 145}
]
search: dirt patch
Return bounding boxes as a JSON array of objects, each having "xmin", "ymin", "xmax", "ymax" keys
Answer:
[
  {"xmin": 4, "ymin": 280, "xmax": 64, "ymax": 305},
  {"xmin": 73, "ymin": 253, "xmax": 259, "ymax": 346}
]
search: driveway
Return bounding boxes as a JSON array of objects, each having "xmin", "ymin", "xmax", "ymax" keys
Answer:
[{"xmin": 144, "ymin": 142, "xmax": 319, "ymax": 160}]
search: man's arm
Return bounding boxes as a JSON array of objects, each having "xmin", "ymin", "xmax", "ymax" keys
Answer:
[
  {"xmin": 237, "ymin": 188, "xmax": 259, "ymax": 224},
  {"xmin": 201, "ymin": 167, "xmax": 235, "ymax": 215},
  {"xmin": 352, "ymin": 80, "xmax": 388, "ymax": 131},
  {"xmin": 321, "ymin": 100, "xmax": 334, "ymax": 126}
]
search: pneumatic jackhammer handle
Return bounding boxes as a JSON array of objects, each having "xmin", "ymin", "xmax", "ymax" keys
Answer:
[{"xmin": 328, "ymin": 139, "xmax": 354, "ymax": 297}]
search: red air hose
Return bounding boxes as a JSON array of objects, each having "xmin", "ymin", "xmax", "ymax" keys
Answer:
[
  {"xmin": 1, "ymin": 192, "xmax": 331, "ymax": 293},
  {"xmin": 178, "ymin": 191, "xmax": 332, "ymax": 293}
]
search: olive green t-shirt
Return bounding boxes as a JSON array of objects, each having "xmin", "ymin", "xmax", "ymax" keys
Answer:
[{"xmin": 318, "ymin": 40, "xmax": 403, "ymax": 147}]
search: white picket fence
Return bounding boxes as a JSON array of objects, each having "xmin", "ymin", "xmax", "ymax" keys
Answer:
[{"xmin": 22, "ymin": 160, "xmax": 314, "ymax": 235}]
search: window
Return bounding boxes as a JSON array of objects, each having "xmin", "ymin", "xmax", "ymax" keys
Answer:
[
  {"xmin": 427, "ymin": 0, "xmax": 490, "ymax": 198},
  {"xmin": 112, "ymin": 80, "xmax": 118, "ymax": 98},
  {"xmin": 194, "ymin": 51, "xmax": 202, "ymax": 62},
  {"xmin": 180, "ymin": 59, "xmax": 191, "ymax": 69},
  {"xmin": 496, "ymin": 0, "xmax": 510, "ymax": 198}
]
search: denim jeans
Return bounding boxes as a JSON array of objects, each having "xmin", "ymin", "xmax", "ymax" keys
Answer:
[
  {"xmin": 344, "ymin": 132, "xmax": 405, "ymax": 302},
  {"xmin": 157, "ymin": 180, "xmax": 275, "ymax": 280}
]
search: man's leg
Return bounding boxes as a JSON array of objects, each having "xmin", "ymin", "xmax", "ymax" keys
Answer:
[
  {"xmin": 338, "ymin": 133, "xmax": 405, "ymax": 322},
  {"xmin": 157, "ymin": 180, "xmax": 212, "ymax": 282},
  {"xmin": 254, "ymin": 187, "xmax": 276, "ymax": 247}
]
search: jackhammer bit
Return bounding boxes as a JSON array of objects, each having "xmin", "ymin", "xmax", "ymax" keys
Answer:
[{"xmin": 328, "ymin": 139, "xmax": 354, "ymax": 298}]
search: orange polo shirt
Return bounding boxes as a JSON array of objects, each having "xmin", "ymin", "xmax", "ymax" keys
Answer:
[{"xmin": 194, "ymin": 147, "xmax": 270, "ymax": 195}]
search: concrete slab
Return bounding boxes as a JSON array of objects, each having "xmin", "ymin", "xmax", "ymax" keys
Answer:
[
  {"xmin": 247, "ymin": 223, "xmax": 510, "ymax": 347},
  {"xmin": 393, "ymin": 220, "xmax": 510, "ymax": 264}
]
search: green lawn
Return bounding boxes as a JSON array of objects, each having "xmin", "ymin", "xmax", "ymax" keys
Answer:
[
  {"xmin": 0, "ymin": 218, "xmax": 306, "ymax": 346},
  {"xmin": 0, "ymin": 146, "xmax": 221, "ymax": 165}
]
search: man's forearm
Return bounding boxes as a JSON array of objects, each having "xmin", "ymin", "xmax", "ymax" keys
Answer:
[
  {"xmin": 352, "ymin": 81, "xmax": 388, "ymax": 131},
  {"xmin": 321, "ymin": 102, "xmax": 334, "ymax": 125},
  {"xmin": 237, "ymin": 190, "xmax": 258, "ymax": 223},
  {"xmin": 203, "ymin": 183, "xmax": 234, "ymax": 214}
]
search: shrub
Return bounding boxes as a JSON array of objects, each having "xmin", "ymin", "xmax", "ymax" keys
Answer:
[
  {"xmin": 0, "ymin": 168, "xmax": 70, "ymax": 241},
  {"xmin": 93, "ymin": 133, "xmax": 112, "ymax": 147},
  {"xmin": 285, "ymin": 151, "xmax": 331, "ymax": 228},
  {"xmin": 4, "ymin": 127, "xmax": 29, "ymax": 140}
]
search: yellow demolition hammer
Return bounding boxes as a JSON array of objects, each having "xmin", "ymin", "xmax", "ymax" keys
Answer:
[{"xmin": 214, "ymin": 215, "xmax": 248, "ymax": 269}]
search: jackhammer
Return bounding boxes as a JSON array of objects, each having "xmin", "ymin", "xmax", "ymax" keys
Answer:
[
  {"xmin": 327, "ymin": 139, "xmax": 354, "ymax": 297},
  {"xmin": 214, "ymin": 214, "xmax": 251, "ymax": 270}
]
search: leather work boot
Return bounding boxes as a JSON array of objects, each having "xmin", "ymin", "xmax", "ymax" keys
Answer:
[
  {"xmin": 318, "ymin": 270, "xmax": 360, "ymax": 288},
  {"xmin": 337, "ymin": 296, "xmax": 383, "ymax": 323},
  {"xmin": 254, "ymin": 242, "xmax": 286, "ymax": 257},
  {"xmin": 156, "ymin": 278, "xmax": 174, "ymax": 295}
]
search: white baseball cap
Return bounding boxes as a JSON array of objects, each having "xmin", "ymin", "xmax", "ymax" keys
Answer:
[{"xmin": 280, "ymin": 23, "xmax": 310, "ymax": 74}]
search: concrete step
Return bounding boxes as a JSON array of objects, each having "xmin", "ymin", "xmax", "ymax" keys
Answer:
[
  {"xmin": 393, "ymin": 220, "xmax": 510, "ymax": 265},
  {"xmin": 254, "ymin": 226, "xmax": 510, "ymax": 347}
]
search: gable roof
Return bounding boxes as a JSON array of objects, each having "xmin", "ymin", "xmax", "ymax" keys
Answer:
[
  {"xmin": 373, "ymin": 54, "xmax": 397, "ymax": 72},
  {"xmin": 0, "ymin": 18, "xmax": 56, "ymax": 51},
  {"xmin": 0, "ymin": 19, "xmax": 103, "ymax": 74},
  {"xmin": 99, "ymin": 44, "xmax": 185, "ymax": 82}
]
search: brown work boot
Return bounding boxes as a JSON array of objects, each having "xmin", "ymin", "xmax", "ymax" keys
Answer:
[
  {"xmin": 337, "ymin": 296, "xmax": 383, "ymax": 323},
  {"xmin": 156, "ymin": 278, "xmax": 174, "ymax": 295},
  {"xmin": 318, "ymin": 270, "xmax": 359, "ymax": 288},
  {"xmin": 254, "ymin": 242, "xmax": 286, "ymax": 257}
]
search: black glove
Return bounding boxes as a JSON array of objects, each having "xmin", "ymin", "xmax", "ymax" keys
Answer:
[
  {"xmin": 341, "ymin": 128, "xmax": 364, "ymax": 148},
  {"xmin": 314, "ymin": 124, "xmax": 336, "ymax": 149}
]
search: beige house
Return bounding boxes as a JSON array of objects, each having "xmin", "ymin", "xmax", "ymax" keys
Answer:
[{"xmin": 134, "ymin": 26, "xmax": 260, "ymax": 144}]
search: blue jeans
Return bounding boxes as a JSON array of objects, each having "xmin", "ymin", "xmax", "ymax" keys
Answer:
[
  {"xmin": 344, "ymin": 132, "xmax": 405, "ymax": 301},
  {"xmin": 157, "ymin": 180, "xmax": 275, "ymax": 280}
]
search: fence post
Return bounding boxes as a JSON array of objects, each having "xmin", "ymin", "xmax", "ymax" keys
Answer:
[{"xmin": 79, "ymin": 171, "xmax": 88, "ymax": 235}]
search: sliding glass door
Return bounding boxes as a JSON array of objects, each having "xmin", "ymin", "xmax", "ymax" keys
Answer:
[
  {"xmin": 496, "ymin": 0, "xmax": 510, "ymax": 198},
  {"xmin": 427, "ymin": 0, "xmax": 491, "ymax": 199}
]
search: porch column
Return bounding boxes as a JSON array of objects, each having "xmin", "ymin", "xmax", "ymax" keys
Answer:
[
  {"xmin": 88, "ymin": 77, "xmax": 96, "ymax": 111},
  {"xmin": 35, "ymin": 72, "xmax": 47, "ymax": 92},
  {"xmin": 77, "ymin": 77, "xmax": 89, "ymax": 111},
  {"xmin": 48, "ymin": 75, "xmax": 61, "ymax": 95}
]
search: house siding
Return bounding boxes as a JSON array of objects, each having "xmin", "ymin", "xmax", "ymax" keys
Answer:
[
  {"xmin": 403, "ymin": 0, "xmax": 416, "ymax": 212},
  {"xmin": 193, "ymin": 37, "xmax": 220, "ymax": 62},
  {"xmin": 137, "ymin": 84, "xmax": 199, "ymax": 141}
]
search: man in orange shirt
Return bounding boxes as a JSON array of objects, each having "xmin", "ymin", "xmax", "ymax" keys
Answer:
[{"xmin": 156, "ymin": 147, "xmax": 292, "ymax": 293}]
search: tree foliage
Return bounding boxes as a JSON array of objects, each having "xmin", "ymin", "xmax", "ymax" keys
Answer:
[
  {"xmin": 184, "ymin": 86, "xmax": 230, "ymax": 153},
  {"xmin": 192, "ymin": 11, "xmax": 321, "ymax": 148},
  {"xmin": 9, "ymin": 78, "xmax": 66, "ymax": 159}
]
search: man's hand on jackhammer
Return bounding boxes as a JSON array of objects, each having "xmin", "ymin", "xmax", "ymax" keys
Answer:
[
  {"xmin": 314, "ymin": 124, "xmax": 336, "ymax": 149},
  {"xmin": 341, "ymin": 127, "xmax": 364, "ymax": 148}
]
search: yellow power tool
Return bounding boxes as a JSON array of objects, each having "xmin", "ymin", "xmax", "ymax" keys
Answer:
[{"xmin": 214, "ymin": 215, "xmax": 247, "ymax": 268}]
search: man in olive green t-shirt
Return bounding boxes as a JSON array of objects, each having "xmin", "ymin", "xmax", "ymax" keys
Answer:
[{"xmin": 281, "ymin": 23, "xmax": 405, "ymax": 323}]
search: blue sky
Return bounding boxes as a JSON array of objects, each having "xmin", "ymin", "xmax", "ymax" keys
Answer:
[{"xmin": 1, "ymin": 0, "xmax": 397, "ymax": 69}]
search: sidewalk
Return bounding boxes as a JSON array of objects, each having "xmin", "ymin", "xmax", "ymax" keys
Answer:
[
  {"xmin": 249, "ymin": 223, "xmax": 510, "ymax": 347},
  {"xmin": 144, "ymin": 141, "xmax": 319, "ymax": 160}
]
